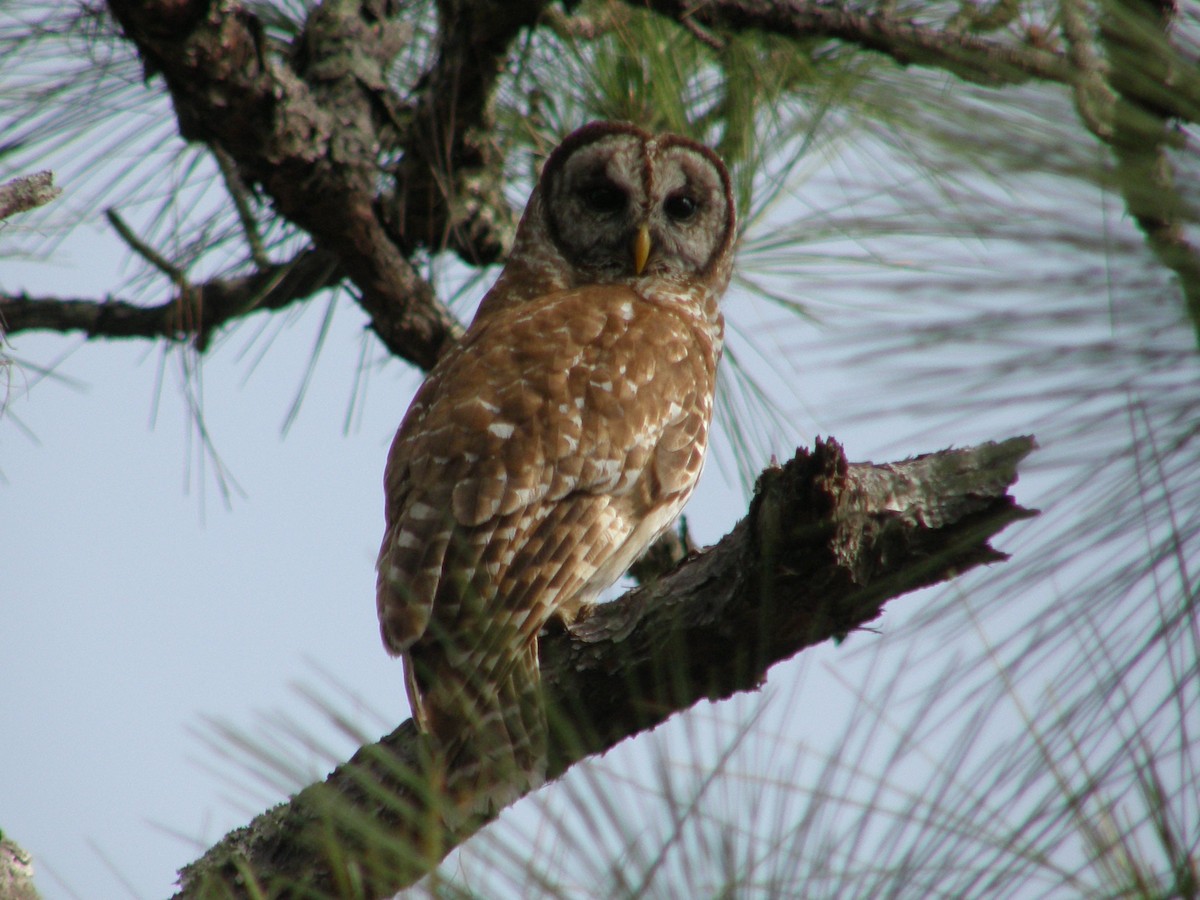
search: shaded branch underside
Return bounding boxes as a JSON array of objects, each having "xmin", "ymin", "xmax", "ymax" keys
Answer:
[{"xmin": 176, "ymin": 435, "xmax": 1036, "ymax": 899}]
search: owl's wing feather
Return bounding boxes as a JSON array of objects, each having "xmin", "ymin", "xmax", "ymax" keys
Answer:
[{"xmin": 375, "ymin": 284, "xmax": 716, "ymax": 660}]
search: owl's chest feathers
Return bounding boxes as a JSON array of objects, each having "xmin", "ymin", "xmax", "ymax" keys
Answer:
[
  {"xmin": 456, "ymin": 276, "xmax": 703, "ymax": 357},
  {"xmin": 632, "ymin": 280, "xmax": 725, "ymax": 358},
  {"xmin": 390, "ymin": 291, "xmax": 711, "ymax": 521},
  {"xmin": 493, "ymin": 286, "xmax": 719, "ymax": 406},
  {"xmin": 390, "ymin": 284, "xmax": 722, "ymax": 499}
]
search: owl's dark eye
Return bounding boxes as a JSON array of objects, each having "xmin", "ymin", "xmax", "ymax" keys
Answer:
[
  {"xmin": 664, "ymin": 193, "xmax": 698, "ymax": 221},
  {"xmin": 580, "ymin": 183, "xmax": 626, "ymax": 214}
]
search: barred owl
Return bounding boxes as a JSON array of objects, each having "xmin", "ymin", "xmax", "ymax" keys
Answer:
[{"xmin": 376, "ymin": 121, "xmax": 737, "ymax": 810}]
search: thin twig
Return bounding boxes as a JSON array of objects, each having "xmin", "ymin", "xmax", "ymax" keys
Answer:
[
  {"xmin": 1061, "ymin": 0, "xmax": 1115, "ymax": 140},
  {"xmin": 679, "ymin": 13, "xmax": 727, "ymax": 51},
  {"xmin": 212, "ymin": 142, "xmax": 271, "ymax": 269},
  {"xmin": 105, "ymin": 208, "xmax": 186, "ymax": 281}
]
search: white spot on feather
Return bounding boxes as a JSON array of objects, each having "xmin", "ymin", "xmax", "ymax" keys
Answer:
[
  {"xmin": 395, "ymin": 530, "xmax": 422, "ymax": 550},
  {"xmin": 593, "ymin": 458, "xmax": 622, "ymax": 482},
  {"xmin": 408, "ymin": 501, "xmax": 437, "ymax": 520},
  {"xmin": 511, "ymin": 487, "xmax": 537, "ymax": 505}
]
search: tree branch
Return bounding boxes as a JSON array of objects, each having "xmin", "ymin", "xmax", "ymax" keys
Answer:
[
  {"xmin": 105, "ymin": 0, "xmax": 461, "ymax": 369},
  {"xmin": 638, "ymin": 0, "xmax": 1072, "ymax": 87},
  {"xmin": 1, "ymin": 249, "xmax": 338, "ymax": 350},
  {"xmin": 376, "ymin": 0, "xmax": 550, "ymax": 265},
  {"xmin": 1099, "ymin": 0, "xmax": 1200, "ymax": 345},
  {"xmin": 1061, "ymin": 0, "xmax": 1116, "ymax": 140},
  {"xmin": 0, "ymin": 831, "xmax": 40, "ymax": 900},
  {"xmin": 175, "ymin": 436, "xmax": 1036, "ymax": 899},
  {"xmin": 636, "ymin": 0, "xmax": 1200, "ymax": 341},
  {"xmin": 0, "ymin": 171, "xmax": 62, "ymax": 222}
]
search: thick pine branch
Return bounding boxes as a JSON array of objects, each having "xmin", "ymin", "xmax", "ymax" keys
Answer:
[
  {"xmin": 104, "ymin": 0, "xmax": 461, "ymax": 369},
  {"xmin": 175, "ymin": 436, "xmax": 1036, "ymax": 899},
  {"xmin": 376, "ymin": 0, "xmax": 548, "ymax": 263}
]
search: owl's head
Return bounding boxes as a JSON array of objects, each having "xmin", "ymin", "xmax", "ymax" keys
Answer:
[{"xmin": 484, "ymin": 122, "xmax": 737, "ymax": 310}]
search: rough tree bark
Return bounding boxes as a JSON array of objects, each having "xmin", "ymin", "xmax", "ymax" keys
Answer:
[
  {"xmin": 174, "ymin": 435, "xmax": 1036, "ymax": 899},
  {"xmin": 0, "ymin": 832, "xmax": 40, "ymax": 900},
  {"xmin": 0, "ymin": 172, "xmax": 61, "ymax": 223}
]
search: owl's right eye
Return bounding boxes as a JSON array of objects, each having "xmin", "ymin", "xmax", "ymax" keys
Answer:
[{"xmin": 580, "ymin": 183, "xmax": 626, "ymax": 214}]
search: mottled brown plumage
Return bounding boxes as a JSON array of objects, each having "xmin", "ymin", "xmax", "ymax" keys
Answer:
[{"xmin": 376, "ymin": 121, "xmax": 736, "ymax": 809}]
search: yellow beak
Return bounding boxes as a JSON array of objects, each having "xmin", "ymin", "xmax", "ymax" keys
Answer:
[{"xmin": 633, "ymin": 225, "xmax": 651, "ymax": 275}]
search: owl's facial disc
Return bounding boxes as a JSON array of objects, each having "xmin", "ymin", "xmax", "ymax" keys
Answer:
[{"xmin": 539, "ymin": 123, "xmax": 735, "ymax": 289}]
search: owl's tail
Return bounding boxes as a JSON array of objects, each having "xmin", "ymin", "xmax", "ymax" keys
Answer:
[{"xmin": 404, "ymin": 637, "xmax": 547, "ymax": 816}]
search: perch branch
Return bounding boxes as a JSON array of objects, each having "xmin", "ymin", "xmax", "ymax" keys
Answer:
[{"xmin": 175, "ymin": 436, "xmax": 1036, "ymax": 899}]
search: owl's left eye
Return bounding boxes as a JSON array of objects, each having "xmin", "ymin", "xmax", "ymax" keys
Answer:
[
  {"xmin": 664, "ymin": 193, "xmax": 698, "ymax": 221},
  {"xmin": 581, "ymin": 183, "xmax": 626, "ymax": 214}
]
